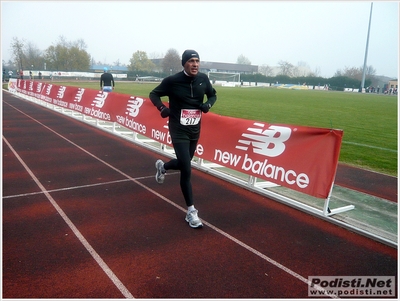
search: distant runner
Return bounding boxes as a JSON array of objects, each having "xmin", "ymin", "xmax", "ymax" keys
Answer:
[{"xmin": 100, "ymin": 67, "xmax": 115, "ymax": 92}]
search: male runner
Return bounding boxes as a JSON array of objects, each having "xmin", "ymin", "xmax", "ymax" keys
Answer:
[{"xmin": 149, "ymin": 49, "xmax": 217, "ymax": 228}]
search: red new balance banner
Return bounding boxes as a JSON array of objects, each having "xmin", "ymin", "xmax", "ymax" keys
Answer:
[{"xmin": 13, "ymin": 79, "xmax": 343, "ymax": 199}]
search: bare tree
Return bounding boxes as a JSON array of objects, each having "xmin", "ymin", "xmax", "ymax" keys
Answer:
[
  {"xmin": 258, "ymin": 64, "xmax": 274, "ymax": 76},
  {"xmin": 343, "ymin": 66, "xmax": 362, "ymax": 80},
  {"xmin": 364, "ymin": 65, "xmax": 376, "ymax": 76},
  {"xmin": 313, "ymin": 66, "xmax": 321, "ymax": 77},
  {"xmin": 334, "ymin": 69, "xmax": 343, "ymax": 77},
  {"xmin": 9, "ymin": 37, "xmax": 25, "ymax": 70},
  {"xmin": 335, "ymin": 65, "xmax": 376, "ymax": 80},
  {"xmin": 278, "ymin": 60, "xmax": 294, "ymax": 76},
  {"xmin": 292, "ymin": 66, "xmax": 300, "ymax": 77},
  {"xmin": 25, "ymin": 42, "xmax": 44, "ymax": 70},
  {"xmin": 161, "ymin": 48, "xmax": 181, "ymax": 74},
  {"xmin": 236, "ymin": 54, "xmax": 251, "ymax": 65},
  {"xmin": 54, "ymin": 35, "xmax": 69, "ymax": 48},
  {"xmin": 74, "ymin": 38, "xmax": 87, "ymax": 51},
  {"xmin": 148, "ymin": 52, "xmax": 164, "ymax": 59},
  {"xmin": 294, "ymin": 61, "xmax": 312, "ymax": 77}
]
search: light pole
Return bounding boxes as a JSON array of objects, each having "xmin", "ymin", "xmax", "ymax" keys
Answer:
[{"xmin": 360, "ymin": 2, "xmax": 373, "ymax": 92}]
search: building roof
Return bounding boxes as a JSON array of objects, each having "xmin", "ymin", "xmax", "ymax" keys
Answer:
[
  {"xmin": 200, "ymin": 61, "xmax": 258, "ymax": 74},
  {"xmin": 150, "ymin": 59, "xmax": 258, "ymax": 74},
  {"xmin": 90, "ymin": 61, "xmax": 259, "ymax": 75},
  {"xmin": 90, "ymin": 65, "xmax": 128, "ymax": 72}
]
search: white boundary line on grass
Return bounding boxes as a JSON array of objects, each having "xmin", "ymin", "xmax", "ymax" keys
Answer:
[
  {"xmin": 342, "ymin": 141, "xmax": 397, "ymax": 153},
  {"xmin": 3, "ymin": 98, "xmax": 337, "ymax": 298}
]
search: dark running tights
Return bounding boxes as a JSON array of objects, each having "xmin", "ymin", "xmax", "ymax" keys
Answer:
[{"xmin": 164, "ymin": 140, "xmax": 197, "ymax": 207}]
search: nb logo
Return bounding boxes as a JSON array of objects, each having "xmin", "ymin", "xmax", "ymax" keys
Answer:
[
  {"xmin": 74, "ymin": 88, "xmax": 85, "ymax": 102},
  {"xmin": 57, "ymin": 86, "xmax": 66, "ymax": 99},
  {"xmin": 92, "ymin": 92, "xmax": 108, "ymax": 108},
  {"xmin": 45, "ymin": 84, "xmax": 53, "ymax": 95},
  {"xmin": 236, "ymin": 123, "xmax": 291, "ymax": 157},
  {"xmin": 125, "ymin": 96, "xmax": 144, "ymax": 117},
  {"xmin": 36, "ymin": 82, "xmax": 43, "ymax": 93}
]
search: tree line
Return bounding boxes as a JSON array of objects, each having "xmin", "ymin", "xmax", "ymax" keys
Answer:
[
  {"xmin": 7, "ymin": 36, "xmax": 91, "ymax": 72},
  {"xmin": 4, "ymin": 36, "xmax": 378, "ymax": 89},
  {"xmin": 4, "ymin": 37, "xmax": 182, "ymax": 74}
]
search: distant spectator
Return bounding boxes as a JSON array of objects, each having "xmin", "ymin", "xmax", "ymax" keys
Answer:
[{"xmin": 100, "ymin": 67, "xmax": 115, "ymax": 92}]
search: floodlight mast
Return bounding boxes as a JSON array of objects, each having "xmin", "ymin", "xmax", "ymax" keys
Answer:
[{"xmin": 361, "ymin": 2, "xmax": 373, "ymax": 92}]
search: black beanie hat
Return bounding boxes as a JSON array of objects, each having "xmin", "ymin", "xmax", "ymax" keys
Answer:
[{"xmin": 182, "ymin": 49, "xmax": 200, "ymax": 66}]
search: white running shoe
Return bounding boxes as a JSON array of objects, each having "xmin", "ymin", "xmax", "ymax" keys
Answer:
[
  {"xmin": 155, "ymin": 159, "xmax": 165, "ymax": 184},
  {"xmin": 185, "ymin": 209, "xmax": 203, "ymax": 228}
]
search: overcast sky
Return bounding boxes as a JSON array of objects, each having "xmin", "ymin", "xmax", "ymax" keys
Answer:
[{"xmin": 1, "ymin": 1, "xmax": 398, "ymax": 78}]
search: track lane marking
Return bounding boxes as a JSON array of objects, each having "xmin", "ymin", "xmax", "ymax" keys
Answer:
[
  {"xmin": 2, "ymin": 174, "xmax": 175, "ymax": 199},
  {"xmin": 2, "ymin": 179, "xmax": 132, "ymax": 199},
  {"xmin": 3, "ymin": 100, "xmax": 337, "ymax": 298},
  {"xmin": 2, "ymin": 136, "xmax": 134, "ymax": 299},
  {"xmin": 2, "ymin": 172, "xmax": 178, "ymax": 199}
]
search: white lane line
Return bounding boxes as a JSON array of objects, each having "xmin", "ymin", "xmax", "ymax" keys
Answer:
[
  {"xmin": 3, "ymin": 173, "xmax": 179, "ymax": 200},
  {"xmin": 2, "ymin": 179, "xmax": 132, "ymax": 199},
  {"xmin": 2, "ymin": 136, "xmax": 134, "ymax": 299},
  {"xmin": 4, "ymin": 101, "xmax": 337, "ymax": 298}
]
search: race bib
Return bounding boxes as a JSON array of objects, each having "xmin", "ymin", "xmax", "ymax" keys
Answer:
[{"xmin": 180, "ymin": 109, "xmax": 201, "ymax": 125}]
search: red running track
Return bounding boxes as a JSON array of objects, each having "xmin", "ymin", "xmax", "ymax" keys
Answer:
[{"xmin": 2, "ymin": 91, "xmax": 397, "ymax": 298}]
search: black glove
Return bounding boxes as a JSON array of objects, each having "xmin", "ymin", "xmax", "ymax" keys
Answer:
[
  {"xmin": 158, "ymin": 105, "xmax": 170, "ymax": 118},
  {"xmin": 200, "ymin": 103, "xmax": 211, "ymax": 113}
]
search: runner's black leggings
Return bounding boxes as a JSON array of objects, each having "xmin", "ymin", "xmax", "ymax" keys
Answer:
[{"xmin": 164, "ymin": 140, "xmax": 197, "ymax": 207}]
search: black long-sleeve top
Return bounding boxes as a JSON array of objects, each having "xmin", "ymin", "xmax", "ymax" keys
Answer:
[
  {"xmin": 149, "ymin": 71, "xmax": 217, "ymax": 140},
  {"xmin": 100, "ymin": 72, "xmax": 115, "ymax": 88}
]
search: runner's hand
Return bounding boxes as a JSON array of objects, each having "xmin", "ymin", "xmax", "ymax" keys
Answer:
[
  {"xmin": 200, "ymin": 103, "xmax": 211, "ymax": 113},
  {"xmin": 158, "ymin": 105, "xmax": 170, "ymax": 118}
]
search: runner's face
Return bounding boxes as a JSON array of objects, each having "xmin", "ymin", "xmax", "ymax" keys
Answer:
[{"xmin": 184, "ymin": 58, "xmax": 200, "ymax": 77}]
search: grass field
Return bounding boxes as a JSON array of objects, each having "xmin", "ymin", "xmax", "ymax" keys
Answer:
[{"xmin": 11, "ymin": 80, "xmax": 398, "ymax": 176}]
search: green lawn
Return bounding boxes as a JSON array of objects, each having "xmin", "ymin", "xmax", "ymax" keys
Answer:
[
  {"xmin": 14, "ymin": 81, "xmax": 398, "ymax": 176},
  {"xmin": 213, "ymin": 87, "xmax": 397, "ymax": 176}
]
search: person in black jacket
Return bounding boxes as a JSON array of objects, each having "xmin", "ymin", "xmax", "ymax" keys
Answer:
[
  {"xmin": 149, "ymin": 49, "xmax": 217, "ymax": 228},
  {"xmin": 100, "ymin": 67, "xmax": 115, "ymax": 92}
]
